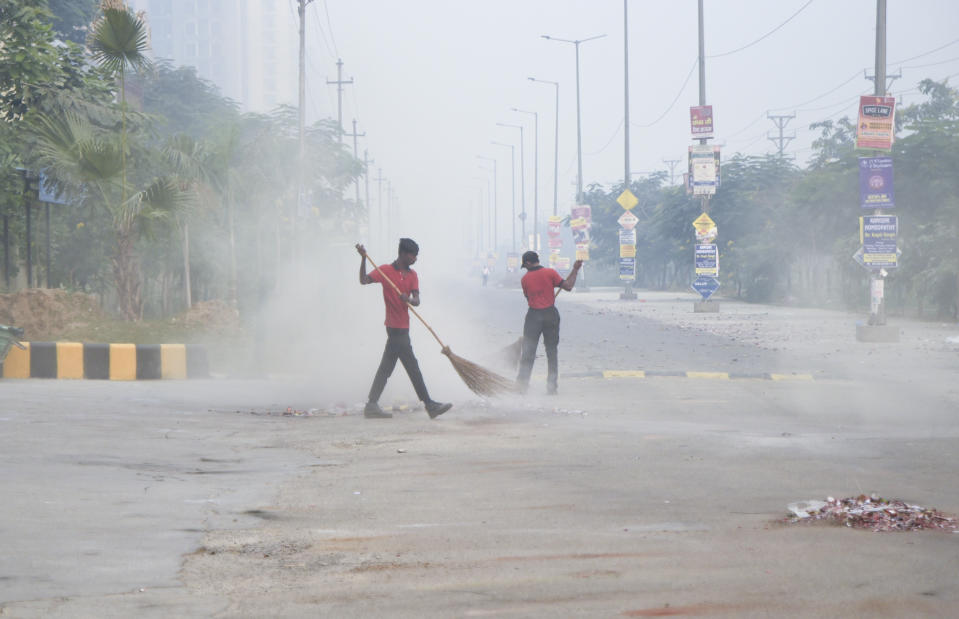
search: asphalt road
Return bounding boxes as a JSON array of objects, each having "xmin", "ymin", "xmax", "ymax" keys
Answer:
[{"xmin": 2, "ymin": 283, "xmax": 958, "ymax": 617}]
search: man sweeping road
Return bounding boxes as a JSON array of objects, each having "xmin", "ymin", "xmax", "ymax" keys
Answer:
[
  {"xmin": 357, "ymin": 239, "xmax": 453, "ymax": 419},
  {"xmin": 516, "ymin": 251, "xmax": 582, "ymax": 395}
]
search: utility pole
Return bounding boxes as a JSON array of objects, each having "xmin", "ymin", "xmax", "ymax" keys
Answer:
[
  {"xmin": 326, "ymin": 58, "xmax": 354, "ymax": 143},
  {"xmin": 295, "ymin": 0, "xmax": 314, "ymax": 261},
  {"xmin": 767, "ymin": 112, "xmax": 796, "ymax": 157},
  {"xmin": 692, "ymin": 0, "xmax": 719, "ymax": 313},
  {"xmin": 363, "ymin": 149, "xmax": 373, "ymax": 238},
  {"xmin": 857, "ymin": 0, "xmax": 898, "ymax": 340},
  {"xmin": 492, "ymin": 141, "xmax": 516, "ymax": 252},
  {"xmin": 497, "ymin": 123, "xmax": 526, "ymax": 248},
  {"xmin": 344, "ymin": 118, "xmax": 366, "ymax": 210},
  {"xmin": 623, "ymin": 0, "xmax": 630, "ymax": 189},
  {"xmin": 663, "ymin": 158, "xmax": 682, "ymax": 185},
  {"xmin": 543, "ymin": 33, "xmax": 605, "ymax": 291},
  {"xmin": 529, "ymin": 78, "xmax": 560, "ymax": 217},
  {"xmin": 477, "ymin": 156, "xmax": 498, "ymax": 250},
  {"xmin": 385, "ymin": 180, "xmax": 393, "ymax": 244},
  {"xmin": 619, "ymin": 0, "xmax": 636, "ymax": 300},
  {"xmin": 374, "ymin": 168, "xmax": 385, "ymax": 248},
  {"xmin": 865, "ymin": 67, "xmax": 901, "ymax": 92},
  {"xmin": 512, "ymin": 109, "xmax": 538, "ymax": 250}
]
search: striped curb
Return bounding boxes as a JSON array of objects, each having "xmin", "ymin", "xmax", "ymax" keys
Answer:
[
  {"xmin": 557, "ymin": 370, "xmax": 818, "ymax": 381},
  {"xmin": 1, "ymin": 342, "xmax": 208, "ymax": 380}
]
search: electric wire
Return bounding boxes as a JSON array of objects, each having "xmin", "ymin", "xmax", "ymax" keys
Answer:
[
  {"xmin": 585, "ymin": 118, "xmax": 624, "ymax": 156},
  {"xmin": 323, "ymin": 0, "xmax": 339, "ymax": 58},
  {"xmin": 631, "ymin": 57, "xmax": 698, "ymax": 129},
  {"xmin": 707, "ymin": 0, "xmax": 814, "ymax": 59},
  {"xmin": 890, "ymin": 37, "xmax": 959, "ymax": 65},
  {"xmin": 902, "ymin": 55, "xmax": 959, "ymax": 71}
]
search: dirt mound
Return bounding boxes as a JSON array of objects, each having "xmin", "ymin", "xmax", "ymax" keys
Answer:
[
  {"xmin": 0, "ymin": 289, "xmax": 106, "ymax": 339},
  {"xmin": 175, "ymin": 300, "xmax": 242, "ymax": 335}
]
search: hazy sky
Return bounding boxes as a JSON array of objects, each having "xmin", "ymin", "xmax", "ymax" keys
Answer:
[{"xmin": 300, "ymin": 0, "xmax": 959, "ymax": 255}]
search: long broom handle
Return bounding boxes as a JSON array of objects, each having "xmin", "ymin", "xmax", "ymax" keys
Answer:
[{"xmin": 363, "ymin": 252, "xmax": 449, "ymax": 350}]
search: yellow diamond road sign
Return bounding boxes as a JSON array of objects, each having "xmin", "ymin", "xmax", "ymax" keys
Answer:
[
  {"xmin": 617, "ymin": 189, "xmax": 639, "ymax": 210},
  {"xmin": 692, "ymin": 212, "xmax": 716, "ymax": 232}
]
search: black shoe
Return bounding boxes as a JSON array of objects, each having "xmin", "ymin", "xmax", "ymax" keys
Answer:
[
  {"xmin": 364, "ymin": 402, "xmax": 392, "ymax": 418},
  {"xmin": 425, "ymin": 400, "xmax": 452, "ymax": 419}
]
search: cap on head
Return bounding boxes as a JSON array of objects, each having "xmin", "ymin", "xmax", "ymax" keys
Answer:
[
  {"xmin": 521, "ymin": 250, "xmax": 539, "ymax": 268},
  {"xmin": 398, "ymin": 238, "xmax": 419, "ymax": 255}
]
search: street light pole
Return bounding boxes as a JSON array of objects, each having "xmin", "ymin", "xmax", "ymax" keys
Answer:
[
  {"xmin": 473, "ymin": 175, "xmax": 492, "ymax": 250},
  {"xmin": 477, "ymin": 156, "xmax": 498, "ymax": 251},
  {"xmin": 497, "ymin": 123, "xmax": 526, "ymax": 248},
  {"xmin": 512, "ymin": 108, "xmax": 538, "ymax": 250},
  {"xmin": 542, "ymin": 34, "xmax": 606, "ymax": 203},
  {"xmin": 492, "ymin": 141, "xmax": 516, "ymax": 252},
  {"xmin": 529, "ymin": 78, "xmax": 560, "ymax": 217}
]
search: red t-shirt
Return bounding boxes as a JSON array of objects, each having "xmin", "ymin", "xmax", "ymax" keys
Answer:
[
  {"xmin": 521, "ymin": 266, "xmax": 564, "ymax": 309},
  {"xmin": 369, "ymin": 263, "xmax": 419, "ymax": 328}
]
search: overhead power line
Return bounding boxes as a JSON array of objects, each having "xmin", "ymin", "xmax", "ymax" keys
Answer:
[
  {"xmin": 707, "ymin": 0, "xmax": 814, "ymax": 59},
  {"xmin": 631, "ymin": 57, "xmax": 698, "ymax": 129},
  {"xmin": 890, "ymin": 36, "xmax": 959, "ymax": 65},
  {"xmin": 323, "ymin": 0, "xmax": 339, "ymax": 58}
]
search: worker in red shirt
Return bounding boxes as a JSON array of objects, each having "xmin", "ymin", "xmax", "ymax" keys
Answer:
[
  {"xmin": 516, "ymin": 251, "xmax": 583, "ymax": 394},
  {"xmin": 356, "ymin": 239, "xmax": 453, "ymax": 419}
]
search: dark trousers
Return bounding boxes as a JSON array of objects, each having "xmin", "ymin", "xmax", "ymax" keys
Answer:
[
  {"xmin": 368, "ymin": 327, "xmax": 431, "ymax": 403},
  {"xmin": 516, "ymin": 306, "xmax": 560, "ymax": 389}
]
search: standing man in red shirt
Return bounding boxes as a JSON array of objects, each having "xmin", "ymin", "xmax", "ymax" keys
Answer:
[
  {"xmin": 356, "ymin": 239, "xmax": 453, "ymax": 419},
  {"xmin": 516, "ymin": 251, "xmax": 583, "ymax": 394}
]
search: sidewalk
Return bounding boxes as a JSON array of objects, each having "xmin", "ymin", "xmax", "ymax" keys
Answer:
[{"xmin": 556, "ymin": 287, "xmax": 959, "ymax": 385}]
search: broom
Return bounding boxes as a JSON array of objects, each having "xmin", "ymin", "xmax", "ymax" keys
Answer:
[
  {"xmin": 501, "ymin": 287, "xmax": 564, "ymax": 367},
  {"xmin": 362, "ymin": 250, "xmax": 516, "ymax": 397}
]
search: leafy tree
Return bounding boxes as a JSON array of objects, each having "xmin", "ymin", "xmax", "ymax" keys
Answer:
[{"xmin": 47, "ymin": 0, "xmax": 99, "ymax": 44}]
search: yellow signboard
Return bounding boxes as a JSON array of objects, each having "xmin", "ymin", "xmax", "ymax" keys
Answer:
[
  {"xmin": 620, "ymin": 244, "xmax": 636, "ymax": 258},
  {"xmin": 616, "ymin": 189, "xmax": 639, "ymax": 210},
  {"xmin": 692, "ymin": 212, "xmax": 715, "ymax": 232}
]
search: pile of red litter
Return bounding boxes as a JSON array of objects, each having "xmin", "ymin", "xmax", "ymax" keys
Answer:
[{"xmin": 786, "ymin": 494, "xmax": 958, "ymax": 532}]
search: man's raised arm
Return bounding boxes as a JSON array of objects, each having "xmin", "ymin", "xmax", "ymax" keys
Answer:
[{"xmin": 356, "ymin": 244, "xmax": 374, "ymax": 285}]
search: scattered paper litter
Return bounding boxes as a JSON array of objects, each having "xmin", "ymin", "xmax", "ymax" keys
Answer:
[{"xmin": 785, "ymin": 494, "xmax": 958, "ymax": 532}]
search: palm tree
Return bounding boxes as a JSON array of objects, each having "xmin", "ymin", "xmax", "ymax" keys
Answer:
[
  {"xmin": 29, "ymin": 109, "xmax": 184, "ymax": 319},
  {"xmin": 88, "ymin": 0, "xmax": 150, "ymax": 208}
]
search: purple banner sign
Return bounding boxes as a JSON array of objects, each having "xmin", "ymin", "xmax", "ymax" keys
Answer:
[{"xmin": 859, "ymin": 157, "xmax": 894, "ymax": 209}]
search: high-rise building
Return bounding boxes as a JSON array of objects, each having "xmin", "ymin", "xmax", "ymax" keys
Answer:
[{"xmin": 129, "ymin": 0, "xmax": 297, "ymax": 112}]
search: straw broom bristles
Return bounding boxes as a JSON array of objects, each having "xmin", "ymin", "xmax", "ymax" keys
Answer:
[{"xmin": 441, "ymin": 346, "xmax": 518, "ymax": 397}]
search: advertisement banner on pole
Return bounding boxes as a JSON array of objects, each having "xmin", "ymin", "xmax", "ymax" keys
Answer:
[
  {"xmin": 547, "ymin": 237, "xmax": 563, "ymax": 248},
  {"xmin": 689, "ymin": 145, "xmax": 719, "ymax": 195},
  {"xmin": 571, "ymin": 205, "xmax": 592, "ymax": 223},
  {"xmin": 856, "ymin": 95, "xmax": 896, "ymax": 150},
  {"xmin": 694, "ymin": 243, "xmax": 719, "ymax": 277},
  {"xmin": 547, "ymin": 215, "xmax": 563, "ymax": 237},
  {"xmin": 506, "ymin": 252, "xmax": 519, "ymax": 272},
  {"xmin": 575, "ymin": 242, "xmax": 590, "ymax": 261},
  {"xmin": 861, "ymin": 215, "xmax": 898, "ymax": 268},
  {"xmin": 858, "ymin": 157, "xmax": 895, "ymax": 209},
  {"xmin": 620, "ymin": 244, "xmax": 636, "ymax": 258},
  {"xmin": 619, "ymin": 257, "xmax": 636, "ymax": 281},
  {"xmin": 570, "ymin": 217, "xmax": 590, "ymax": 244},
  {"xmin": 555, "ymin": 256, "xmax": 571, "ymax": 273},
  {"xmin": 690, "ymin": 105, "xmax": 714, "ymax": 139},
  {"xmin": 619, "ymin": 229, "xmax": 636, "ymax": 245}
]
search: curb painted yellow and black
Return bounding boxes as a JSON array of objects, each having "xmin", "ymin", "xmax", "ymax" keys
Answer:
[
  {"xmin": 1, "ymin": 343, "xmax": 208, "ymax": 380},
  {"xmin": 560, "ymin": 370, "xmax": 817, "ymax": 381}
]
